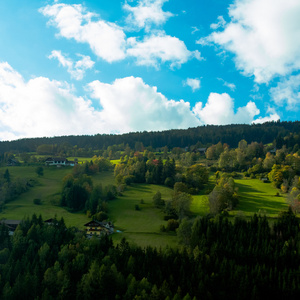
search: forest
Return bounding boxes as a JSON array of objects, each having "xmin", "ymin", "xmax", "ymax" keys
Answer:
[
  {"xmin": 0, "ymin": 212, "xmax": 299, "ymax": 299},
  {"xmin": 0, "ymin": 120, "xmax": 300, "ymax": 154},
  {"xmin": 0, "ymin": 121, "xmax": 300, "ymax": 298}
]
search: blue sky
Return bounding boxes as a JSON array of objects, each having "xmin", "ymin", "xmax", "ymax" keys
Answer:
[{"xmin": 0, "ymin": 0, "xmax": 299, "ymax": 140}]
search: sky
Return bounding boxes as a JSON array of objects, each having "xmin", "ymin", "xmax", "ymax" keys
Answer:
[{"xmin": 0, "ymin": 0, "xmax": 299, "ymax": 141}]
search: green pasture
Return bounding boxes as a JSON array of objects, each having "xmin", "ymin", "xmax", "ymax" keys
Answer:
[
  {"xmin": 92, "ymin": 171, "xmax": 115, "ymax": 186},
  {"xmin": 0, "ymin": 164, "xmax": 291, "ymax": 248},
  {"xmin": 0, "ymin": 166, "xmax": 90, "ymax": 228},
  {"xmin": 109, "ymin": 183, "xmax": 178, "ymax": 248},
  {"xmin": 190, "ymin": 194, "xmax": 210, "ymax": 216},
  {"xmin": 67, "ymin": 157, "xmax": 92, "ymax": 164},
  {"xmin": 233, "ymin": 178, "xmax": 288, "ymax": 217}
]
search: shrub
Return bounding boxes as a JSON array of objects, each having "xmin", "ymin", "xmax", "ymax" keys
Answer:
[
  {"xmin": 166, "ymin": 219, "xmax": 179, "ymax": 231},
  {"xmin": 33, "ymin": 198, "xmax": 41, "ymax": 205}
]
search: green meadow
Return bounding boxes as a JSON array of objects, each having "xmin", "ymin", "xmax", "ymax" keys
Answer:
[
  {"xmin": 0, "ymin": 165, "xmax": 291, "ymax": 247},
  {"xmin": 0, "ymin": 166, "xmax": 90, "ymax": 228},
  {"xmin": 109, "ymin": 183, "xmax": 178, "ymax": 248},
  {"xmin": 233, "ymin": 178, "xmax": 288, "ymax": 217}
]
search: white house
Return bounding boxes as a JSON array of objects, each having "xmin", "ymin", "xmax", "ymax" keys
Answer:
[{"xmin": 45, "ymin": 157, "xmax": 77, "ymax": 167}]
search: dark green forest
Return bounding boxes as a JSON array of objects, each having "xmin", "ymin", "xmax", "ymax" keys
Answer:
[
  {"xmin": 0, "ymin": 212, "xmax": 299, "ymax": 299},
  {"xmin": 1, "ymin": 121, "xmax": 300, "ymax": 299},
  {"xmin": 1, "ymin": 121, "xmax": 300, "ymax": 154}
]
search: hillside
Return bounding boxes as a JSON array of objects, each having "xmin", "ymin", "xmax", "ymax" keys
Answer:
[{"xmin": 0, "ymin": 121, "xmax": 300, "ymax": 154}]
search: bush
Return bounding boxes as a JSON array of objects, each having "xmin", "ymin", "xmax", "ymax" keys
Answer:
[
  {"xmin": 160, "ymin": 225, "xmax": 166, "ymax": 232},
  {"xmin": 166, "ymin": 219, "xmax": 179, "ymax": 231},
  {"xmin": 135, "ymin": 204, "xmax": 140, "ymax": 211},
  {"xmin": 33, "ymin": 198, "xmax": 41, "ymax": 205},
  {"xmin": 94, "ymin": 211, "xmax": 108, "ymax": 221}
]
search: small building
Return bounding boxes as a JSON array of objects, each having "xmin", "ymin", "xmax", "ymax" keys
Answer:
[
  {"xmin": 197, "ymin": 148, "xmax": 207, "ymax": 155},
  {"xmin": 84, "ymin": 220, "xmax": 114, "ymax": 237},
  {"xmin": 45, "ymin": 157, "xmax": 77, "ymax": 167},
  {"xmin": 44, "ymin": 218, "xmax": 57, "ymax": 225},
  {"xmin": 6, "ymin": 158, "xmax": 20, "ymax": 166},
  {"xmin": 0, "ymin": 220, "xmax": 21, "ymax": 235}
]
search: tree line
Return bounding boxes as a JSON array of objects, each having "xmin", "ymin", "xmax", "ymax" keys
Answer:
[
  {"xmin": 0, "ymin": 211, "xmax": 299, "ymax": 299},
  {"xmin": 1, "ymin": 121, "xmax": 300, "ymax": 156}
]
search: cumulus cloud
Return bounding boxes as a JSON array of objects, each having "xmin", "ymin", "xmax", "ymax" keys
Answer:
[
  {"xmin": 204, "ymin": 0, "xmax": 300, "ymax": 83},
  {"xmin": 0, "ymin": 62, "xmax": 106, "ymax": 140},
  {"xmin": 0, "ymin": 63, "xmax": 201, "ymax": 140},
  {"xmin": 123, "ymin": 0, "xmax": 173, "ymax": 31},
  {"xmin": 0, "ymin": 62, "xmax": 278, "ymax": 141},
  {"xmin": 252, "ymin": 108, "xmax": 280, "ymax": 124},
  {"xmin": 184, "ymin": 78, "xmax": 201, "ymax": 92},
  {"xmin": 48, "ymin": 50, "xmax": 94, "ymax": 80},
  {"xmin": 88, "ymin": 76, "xmax": 201, "ymax": 132},
  {"xmin": 40, "ymin": 3, "xmax": 199, "ymax": 69},
  {"xmin": 269, "ymin": 74, "xmax": 300, "ymax": 110},
  {"xmin": 193, "ymin": 92, "xmax": 261, "ymax": 125},
  {"xmin": 40, "ymin": 3, "xmax": 127, "ymax": 62},
  {"xmin": 127, "ymin": 32, "xmax": 202, "ymax": 68}
]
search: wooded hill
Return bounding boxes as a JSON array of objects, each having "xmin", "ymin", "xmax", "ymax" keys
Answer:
[{"xmin": 1, "ymin": 121, "xmax": 300, "ymax": 153}]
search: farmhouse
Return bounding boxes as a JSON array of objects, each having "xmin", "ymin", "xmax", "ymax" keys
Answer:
[
  {"xmin": 197, "ymin": 148, "xmax": 207, "ymax": 154},
  {"xmin": 45, "ymin": 157, "xmax": 77, "ymax": 167},
  {"xmin": 84, "ymin": 220, "xmax": 114, "ymax": 237},
  {"xmin": 6, "ymin": 158, "xmax": 20, "ymax": 166},
  {"xmin": 0, "ymin": 220, "xmax": 21, "ymax": 235}
]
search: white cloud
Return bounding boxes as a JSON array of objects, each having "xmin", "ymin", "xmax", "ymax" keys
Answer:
[
  {"xmin": 191, "ymin": 26, "xmax": 200, "ymax": 35},
  {"xmin": 0, "ymin": 63, "xmax": 201, "ymax": 140},
  {"xmin": 0, "ymin": 62, "xmax": 105, "ymax": 140},
  {"xmin": 205, "ymin": 0, "xmax": 300, "ymax": 83},
  {"xmin": 48, "ymin": 50, "xmax": 95, "ymax": 80},
  {"xmin": 88, "ymin": 76, "xmax": 201, "ymax": 132},
  {"xmin": 193, "ymin": 92, "xmax": 260, "ymax": 125},
  {"xmin": 210, "ymin": 16, "xmax": 226, "ymax": 30},
  {"xmin": 0, "ymin": 63, "xmax": 278, "ymax": 141},
  {"xmin": 127, "ymin": 32, "xmax": 202, "ymax": 68},
  {"xmin": 252, "ymin": 107, "xmax": 280, "ymax": 124},
  {"xmin": 40, "ymin": 3, "xmax": 199, "ymax": 69},
  {"xmin": 184, "ymin": 78, "xmax": 201, "ymax": 92},
  {"xmin": 123, "ymin": 0, "xmax": 173, "ymax": 31},
  {"xmin": 270, "ymin": 74, "xmax": 300, "ymax": 110},
  {"xmin": 217, "ymin": 78, "xmax": 236, "ymax": 91},
  {"xmin": 40, "ymin": 4, "xmax": 127, "ymax": 62}
]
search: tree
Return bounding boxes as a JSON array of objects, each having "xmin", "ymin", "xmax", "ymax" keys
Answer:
[
  {"xmin": 172, "ymin": 192, "xmax": 192, "ymax": 219},
  {"xmin": 186, "ymin": 164, "xmax": 209, "ymax": 190},
  {"xmin": 176, "ymin": 218, "xmax": 192, "ymax": 245},
  {"xmin": 209, "ymin": 176, "xmax": 238, "ymax": 214},
  {"xmin": 3, "ymin": 169, "xmax": 10, "ymax": 183},
  {"xmin": 153, "ymin": 191, "xmax": 164, "ymax": 207},
  {"xmin": 35, "ymin": 166, "xmax": 44, "ymax": 177}
]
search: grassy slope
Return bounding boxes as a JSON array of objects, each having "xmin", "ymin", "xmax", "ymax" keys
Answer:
[
  {"xmin": 233, "ymin": 178, "xmax": 288, "ymax": 217},
  {"xmin": 0, "ymin": 166, "xmax": 90, "ymax": 228},
  {"xmin": 109, "ymin": 183, "xmax": 178, "ymax": 248},
  {"xmin": 0, "ymin": 165, "xmax": 290, "ymax": 248}
]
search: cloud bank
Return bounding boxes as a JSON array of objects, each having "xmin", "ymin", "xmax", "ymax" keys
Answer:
[
  {"xmin": 203, "ymin": 0, "xmax": 300, "ymax": 83},
  {"xmin": 40, "ymin": 3, "xmax": 200, "ymax": 69},
  {"xmin": 0, "ymin": 62, "xmax": 279, "ymax": 141}
]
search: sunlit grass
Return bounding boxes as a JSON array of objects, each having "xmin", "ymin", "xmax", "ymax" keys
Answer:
[
  {"xmin": 0, "ymin": 166, "xmax": 89, "ymax": 228},
  {"xmin": 109, "ymin": 183, "xmax": 177, "ymax": 248},
  {"xmin": 233, "ymin": 178, "xmax": 288, "ymax": 217}
]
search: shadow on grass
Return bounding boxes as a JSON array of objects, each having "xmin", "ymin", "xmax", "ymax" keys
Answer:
[
  {"xmin": 235, "ymin": 182, "xmax": 264, "ymax": 194},
  {"xmin": 131, "ymin": 184, "xmax": 152, "ymax": 192},
  {"xmin": 235, "ymin": 182, "xmax": 287, "ymax": 214}
]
